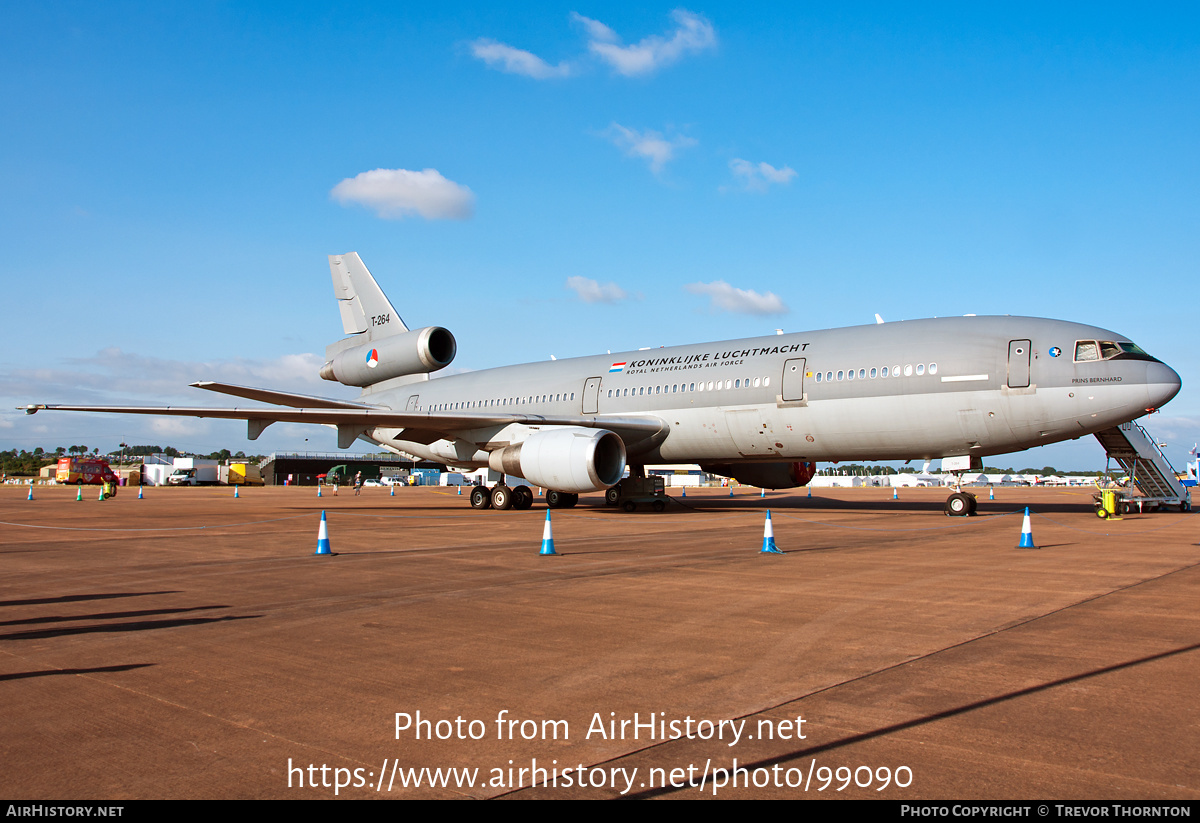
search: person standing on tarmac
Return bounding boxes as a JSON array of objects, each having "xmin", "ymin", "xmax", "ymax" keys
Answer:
[{"xmin": 354, "ymin": 471, "xmax": 363, "ymax": 496}]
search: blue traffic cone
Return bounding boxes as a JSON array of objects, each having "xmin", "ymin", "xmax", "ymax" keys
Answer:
[
  {"xmin": 729, "ymin": 486, "xmax": 734, "ymax": 497},
  {"xmin": 539, "ymin": 510, "xmax": 557, "ymax": 556},
  {"xmin": 315, "ymin": 510, "xmax": 333, "ymax": 555},
  {"xmin": 234, "ymin": 485, "xmax": 239, "ymax": 499},
  {"xmin": 760, "ymin": 510, "xmax": 783, "ymax": 554},
  {"xmin": 989, "ymin": 485, "xmax": 995, "ymax": 500},
  {"xmin": 137, "ymin": 486, "xmax": 144, "ymax": 500},
  {"xmin": 893, "ymin": 487, "xmax": 898, "ymax": 500},
  {"xmin": 681, "ymin": 487, "xmax": 686, "ymax": 498},
  {"xmin": 390, "ymin": 484, "xmax": 395, "ymax": 497},
  {"xmin": 538, "ymin": 487, "xmax": 543, "ymax": 496},
  {"xmin": 457, "ymin": 485, "xmax": 461, "ymax": 495},
  {"xmin": 760, "ymin": 487, "xmax": 765, "ymax": 498},
  {"xmin": 807, "ymin": 486, "xmax": 812, "ymax": 498},
  {"xmin": 1017, "ymin": 507, "xmax": 1037, "ymax": 549},
  {"xmin": 27, "ymin": 485, "xmax": 34, "ymax": 501},
  {"xmin": 317, "ymin": 484, "xmax": 322, "ymax": 498}
]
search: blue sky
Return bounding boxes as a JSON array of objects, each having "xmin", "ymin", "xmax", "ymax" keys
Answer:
[{"xmin": 2, "ymin": 2, "xmax": 1197, "ymax": 470}]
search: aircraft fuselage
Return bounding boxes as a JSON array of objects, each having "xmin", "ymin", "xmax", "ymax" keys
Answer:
[{"xmin": 360, "ymin": 315, "xmax": 1181, "ymax": 469}]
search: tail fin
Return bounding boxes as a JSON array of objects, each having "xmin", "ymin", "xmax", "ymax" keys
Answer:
[{"xmin": 329, "ymin": 253, "xmax": 407, "ymax": 340}]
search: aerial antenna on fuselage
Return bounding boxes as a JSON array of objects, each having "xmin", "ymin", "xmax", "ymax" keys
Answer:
[{"xmin": 875, "ymin": 313, "xmax": 884, "ymax": 324}]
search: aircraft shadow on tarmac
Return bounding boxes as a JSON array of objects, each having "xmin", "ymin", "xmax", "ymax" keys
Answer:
[
  {"xmin": 0, "ymin": 664, "xmax": 154, "ymax": 683},
  {"xmin": 0, "ymin": 591, "xmax": 182, "ymax": 608},
  {"xmin": 0, "ymin": 612, "xmax": 260, "ymax": 642},
  {"xmin": 622, "ymin": 640, "xmax": 1200, "ymax": 800}
]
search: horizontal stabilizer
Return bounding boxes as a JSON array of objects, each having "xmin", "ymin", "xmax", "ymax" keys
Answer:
[{"xmin": 190, "ymin": 381, "xmax": 380, "ymax": 410}]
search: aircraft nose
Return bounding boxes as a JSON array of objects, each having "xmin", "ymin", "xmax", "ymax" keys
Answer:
[{"xmin": 1146, "ymin": 361, "xmax": 1182, "ymax": 410}]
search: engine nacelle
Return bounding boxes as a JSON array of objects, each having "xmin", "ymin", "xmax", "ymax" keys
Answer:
[
  {"xmin": 319, "ymin": 326, "xmax": 456, "ymax": 387},
  {"xmin": 488, "ymin": 428, "xmax": 626, "ymax": 493},
  {"xmin": 702, "ymin": 461, "xmax": 816, "ymax": 489}
]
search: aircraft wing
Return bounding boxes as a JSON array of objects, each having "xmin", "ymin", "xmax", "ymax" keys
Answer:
[{"xmin": 21, "ymin": 403, "xmax": 667, "ymax": 450}]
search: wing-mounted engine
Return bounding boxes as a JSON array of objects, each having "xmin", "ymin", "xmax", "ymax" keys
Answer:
[
  {"xmin": 488, "ymin": 428, "xmax": 627, "ymax": 493},
  {"xmin": 702, "ymin": 461, "xmax": 816, "ymax": 489},
  {"xmin": 319, "ymin": 326, "xmax": 456, "ymax": 387}
]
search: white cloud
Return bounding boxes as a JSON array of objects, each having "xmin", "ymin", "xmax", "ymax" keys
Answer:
[
  {"xmin": 469, "ymin": 39, "xmax": 571, "ymax": 79},
  {"xmin": 330, "ymin": 168, "xmax": 475, "ymax": 220},
  {"xmin": 727, "ymin": 158, "xmax": 797, "ymax": 192},
  {"xmin": 585, "ymin": 9, "xmax": 716, "ymax": 77},
  {"xmin": 566, "ymin": 276, "xmax": 628, "ymax": 304},
  {"xmin": 686, "ymin": 281, "xmax": 789, "ymax": 315},
  {"xmin": 570, "ymin": 13, "xmax": 619, "ymax": 44},
  {"xmin": 604, "ymin": 123, "xmax": 696, "ymax": 174}
]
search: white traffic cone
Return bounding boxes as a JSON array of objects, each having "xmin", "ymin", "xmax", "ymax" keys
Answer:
[
  {"xmin": 1017, "ymin": 507, "xmax": 1037, "ymax": 549},
  {"xmin": 760, "ymin": 510, "xmax": 783, "ymax": 554},
  {"xmin": 315, "ymin": 510, "xmax": 333, "ymax": 555},
  {"xmin": 539, "ymin": 510, "xmax": 557, "ymax": 556}
]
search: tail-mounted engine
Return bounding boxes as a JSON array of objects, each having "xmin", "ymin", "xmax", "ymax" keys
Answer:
[{"xmin": 319, "ymin": 326, "xmax": 457, "ymax": 387}]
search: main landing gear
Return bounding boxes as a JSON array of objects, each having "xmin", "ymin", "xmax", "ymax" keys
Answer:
[{"xmin": 468, "ymin": 484, "xmax": 577, "ymax": 510}]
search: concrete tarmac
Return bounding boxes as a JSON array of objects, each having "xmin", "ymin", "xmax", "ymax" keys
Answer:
[{"xmin": 1, "ymin": 483, "xmax": 1196, "ymax": 800}]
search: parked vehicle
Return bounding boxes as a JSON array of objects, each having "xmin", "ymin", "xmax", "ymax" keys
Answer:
[{"xmin": 56, "ymin": 457, "xmax": 118, "ymax": 486}]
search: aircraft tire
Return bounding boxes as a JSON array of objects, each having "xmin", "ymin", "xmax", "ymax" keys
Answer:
[
  {"xmin": 966, "ymin": 494, "xmax": 978, "ymax": 515},
  {"xmin": 563, "ymin": 493, "xmax": 579, "ymax": 508},
  {"xmin": 605, "ymin": 485, "xmax": 621, "ymax": 506},
  {"xmin": 513, "ymin": 485, "xmax": 533, "ymax": 510},
  {"xmin": 491, "ymin": 485, "xmax": 513, "ymax": 511},
  {"xmin": 944, "ymin": 492, "xmax": 971, "ymax": 516},
  {"xmin": 470, "ymin": 486, "xmax": 491, "ymax": 509},
  {"xmin": 546, "ymin": 490, "xmax": 567, "ymax": 509}
]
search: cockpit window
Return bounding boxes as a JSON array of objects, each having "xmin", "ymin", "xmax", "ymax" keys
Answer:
[{"xmin": 1075, "ymin": 339, "xmax": 1158, "ymax": 363}]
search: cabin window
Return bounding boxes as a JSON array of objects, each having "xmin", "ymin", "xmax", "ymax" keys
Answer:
[
  {"xmin": 904, "ymin": 364, "xmax": 913, "ymax": 376},
  {"xmin": 816, "ymin": 372, "xmax": 823, "ymax": 383},
  {"xmin": 870, "ymin": 367, "xmax": 877, "ymax": 378},
  {"xmin": 858, "ymin": 369, "xmax": 865, "ymax": 379},
  {"xmin": 764, "ymin": 376, "xmax": 769, "ymax": 386},
  {"xmin": 837, "ymin": 370, "xmax": 844, "ymax": 381},
  {"xmin": 847, "ymin": 369, "xmax": 854, "ymax": 381},
  {"xmin": 893, "ymin": 364, "xmax": 901, "ymax": 377},
  {"xmin": 916, "ymin": 364, "xmax": 925, "ymax": 375},
  {"xmin": 929, "ymin": 363, "xmax": 938, "ymax": 374}
]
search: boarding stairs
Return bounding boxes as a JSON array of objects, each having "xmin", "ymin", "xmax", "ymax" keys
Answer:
[{"xmin": 1094, "ymin": 420, "xmax": 1191, "ymax": 510}]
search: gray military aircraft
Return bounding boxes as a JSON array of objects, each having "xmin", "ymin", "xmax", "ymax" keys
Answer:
[{"xmin": 25, "ymin": 253, "xmax": 1182, "ymax": 515}]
